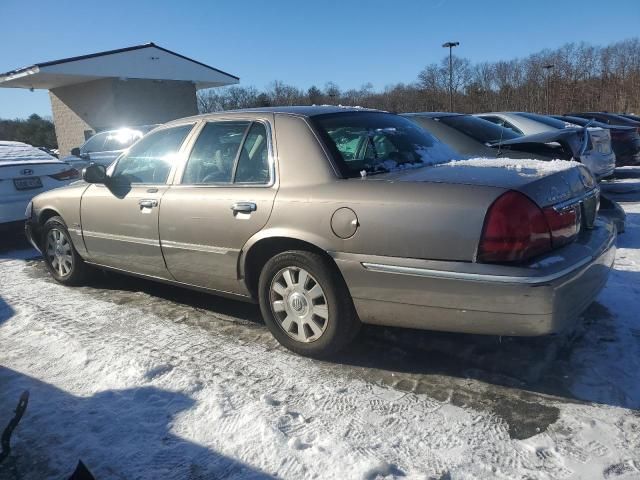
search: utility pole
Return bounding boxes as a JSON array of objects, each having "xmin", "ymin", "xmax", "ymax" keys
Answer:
[
  {"xmin": 442, "ymin": 41, "xmax": 460, "ymax": 112},
  {"xmin": 543, "ymin": 64, "xmax": 555, "ymax": 113}
]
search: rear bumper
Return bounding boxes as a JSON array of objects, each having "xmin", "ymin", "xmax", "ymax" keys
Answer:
[
  {"xmin": 332, "ymin": 220, "xmax": 616, "ymax": 336},
  {"xmin": 0, "ymin": 197, "xmax": 30, "ymax": 224}
]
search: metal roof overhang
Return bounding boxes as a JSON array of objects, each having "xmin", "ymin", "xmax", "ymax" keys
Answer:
[{"xmin": 0, "ymin": 43, "xmax": 239, "ymax": 90}]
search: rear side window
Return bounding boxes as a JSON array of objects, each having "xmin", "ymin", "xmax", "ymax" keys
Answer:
[
  {"xmin": 182, "ymin": 121, "xmax": 271, "ymax": 185},
  {"xmin": 111, "ymin": 124, "xmax": 193, "ymax": 184},
  {"xmin": 234, "ymin": 122, "xmax": 270, "ymax": 184}
]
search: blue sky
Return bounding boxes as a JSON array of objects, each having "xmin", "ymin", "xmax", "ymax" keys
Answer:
[{"xmin": 1, "ymin": 0, "xmax": 639, "ymax": 119}]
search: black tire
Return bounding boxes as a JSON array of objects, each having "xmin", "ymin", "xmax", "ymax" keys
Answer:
[
  {"xmin": 258, "ymin": 250, "xmax": 360, "ymax": 358},
  {"xmin": 41, "ymin": 216, "xmax": 90, "ymax": 286}
]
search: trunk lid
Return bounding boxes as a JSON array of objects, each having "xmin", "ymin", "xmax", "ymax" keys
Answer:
[{"xmin": 363, "ymin": 157, "xmax": 599, "ymax": 229}]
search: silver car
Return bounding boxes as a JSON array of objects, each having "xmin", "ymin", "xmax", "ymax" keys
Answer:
[
  {"xmin": 25, "ymin": 107, "xmax": 615, "ymax": 357},
  {"xmin": 475, "ymin": 112, "xmax": 616, "ymax": 179},
  {"xmin": 63, "ymin": 125, "xmax": 159, "ymax": 171}
]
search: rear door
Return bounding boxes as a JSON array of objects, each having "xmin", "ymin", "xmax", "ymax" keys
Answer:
[
  {"xmin": 80, "ymin": 124, "xmax": 195, "ymax": 277},
  {"xmin": 159, "ymin": 115, "xmax": 277, "ymax": 294}
]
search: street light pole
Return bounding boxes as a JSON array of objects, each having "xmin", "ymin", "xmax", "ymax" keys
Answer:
[
  {"xmin": 442, "ymin": 41, "xmax": 460, "ymax": 112},
  {"xmin": 543, "ymin": 64, "xmax": 554, "ymax": 114}
]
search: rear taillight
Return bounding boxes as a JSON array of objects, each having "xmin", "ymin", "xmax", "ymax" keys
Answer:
[
  {"xmin": 542, "ymin": 205, "xmax": 581, "ymax": 248},
  {"xmin": 477, "ymin": 191, "xmax": 551, "ymax": 263},
  {"xmin": 49, "ymin": 168, "xmax": 79, "ymax": 181},
  {"xmin": 477, "ymin": 191, "xmax": 582, "ymax": 263}
]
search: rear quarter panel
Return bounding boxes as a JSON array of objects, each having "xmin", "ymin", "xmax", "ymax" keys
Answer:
[{"xmin": 264, "ymin": 179, "xmax": 503, "ymax": 262}]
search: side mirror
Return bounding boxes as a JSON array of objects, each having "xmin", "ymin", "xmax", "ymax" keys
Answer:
[
  {"xmin": 70, "ymin": 147, "xmax": 81, "ymax": 157},
  {"xmin": 82, "ymin": 163, "xmax": 108, "ymax": 184}
]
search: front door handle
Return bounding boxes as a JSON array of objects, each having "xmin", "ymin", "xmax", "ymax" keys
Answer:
[
  {"xmin": 231, "ymin": 202, "xmax": 257, "ymax": 214},
  {"xmin": 139, "ymin": 199, "xmax": 158, "ymax": 209}
]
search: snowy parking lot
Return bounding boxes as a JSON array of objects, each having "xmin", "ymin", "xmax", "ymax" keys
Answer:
[{"xmin": 1, "ymin": 173, "xmax": 640, "ymax": 479}]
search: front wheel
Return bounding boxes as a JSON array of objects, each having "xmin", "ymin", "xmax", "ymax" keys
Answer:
[
  {"xmin": 42, "ymin": 216, "xmax": 90, "ymax": 286},
  {"xmin": 258, "ymin": 250, "xmax": 360, "ymax": 358}
]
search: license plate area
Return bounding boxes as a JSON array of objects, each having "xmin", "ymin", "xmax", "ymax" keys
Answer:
[{"xmin": 13, "ymin": 177, "xmax": 43, "ymax": 190}]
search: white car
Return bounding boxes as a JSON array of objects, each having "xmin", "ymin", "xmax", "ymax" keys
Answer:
[
  {"xmin": 0, "ymin": 141, "xmax": 79, "ymax": 226},
  {"xmin": 475, "ymin": 112, "xmax": 616, "ymax": 179}
]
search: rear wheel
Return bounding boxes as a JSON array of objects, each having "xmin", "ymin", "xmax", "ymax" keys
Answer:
[
  {"xmin": 258, "ymin": 250, "xmax": 360, "ymax": 358},
  {"xmin": 42, "ymin": 216, "xmax": 90, "ymax": 285}
]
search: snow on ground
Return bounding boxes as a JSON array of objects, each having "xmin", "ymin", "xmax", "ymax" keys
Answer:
[{"xmin": 1, "ymin": 199, "xmax": 640, "ymax": 479}]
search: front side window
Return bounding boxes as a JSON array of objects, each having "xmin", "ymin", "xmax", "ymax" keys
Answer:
[
  {"xmin": 312, "ymin": 112, "xmax": 458, "ymax": 177},
  {"xmin": 111, "ymin": 124, "xmax": 193, "ymax": 184}
]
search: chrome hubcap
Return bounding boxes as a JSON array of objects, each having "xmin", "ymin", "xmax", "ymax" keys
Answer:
[
  {"xmin": 270, "ymin": 267, "xmax": 329, "ymax": 343},
  {"xmin": 46, "ymin": 228, "xmax": 73, "ymax": 277}
]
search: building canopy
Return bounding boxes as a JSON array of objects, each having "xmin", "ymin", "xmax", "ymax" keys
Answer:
[{"xmin": 0, "ymin": 43, "xmax": 239, "ymax": 90}]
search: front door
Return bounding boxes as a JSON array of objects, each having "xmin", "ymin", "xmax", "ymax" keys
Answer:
[
  {"xmin": 80, "ymin": 124, "xmax": 195, "ymax": 277},
  {"xmin": 159, "ymin": 119, "xmax": 277, "ymax": 293}
]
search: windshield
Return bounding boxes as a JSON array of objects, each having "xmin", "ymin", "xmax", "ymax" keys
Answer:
[
  {"xmin": 102, "ymin": 129, "xmax": 145, "ymax": 152},
  {"xmin": 312, "ymin": 112, "xmax": 458, "ymax": 177},
  {"xmin": 437, "ymin": 115, "xmax": 521, "ymax": 143},
  {"xmin": 517, "ymin": 112, "xmax": 570, "ymax": 129}
]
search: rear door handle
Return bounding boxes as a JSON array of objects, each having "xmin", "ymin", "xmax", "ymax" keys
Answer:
[
  {"xmin": 139, "ymin": 199, "xmax": 158, "ymax": 208},
  {"xmin": 231, "ymin": 202, "xmax": 257, "ymax": 214}
]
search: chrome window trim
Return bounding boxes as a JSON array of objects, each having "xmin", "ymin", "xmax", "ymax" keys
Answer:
[{"xmin": 177, "ymin": 118, "xmax": 276, "ymax": 188}]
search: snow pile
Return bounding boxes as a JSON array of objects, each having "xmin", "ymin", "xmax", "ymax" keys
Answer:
[
  {"xmin": 0, "ymin": 141, "xmax": 56, "ymax": 163},
  {"xmin": 443, "ymin": 157, "xmax": 582, "ymax": 176}
]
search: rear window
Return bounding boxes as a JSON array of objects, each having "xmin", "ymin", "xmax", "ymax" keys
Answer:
[
  {"xmin": 311, "ymin": 112, "xmax": 458, "ymax": 177},
  {"xmin": 437, "ymin": 115, "xmax": 521, "ymax": 143},
  {"xmin": 517, "ymin": 112, "xmax": 569, "ymax": 129}
]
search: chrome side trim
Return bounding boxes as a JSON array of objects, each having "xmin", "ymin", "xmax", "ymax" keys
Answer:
[
  {"xmin": 361, "ymin": 257, "xmax": 594, "ymax": 285},
  {"xmin": 552, "ymin": 186, "xmax": 599, "ymax": 212},
  {"xmin": 82, "ymin": 230, "xmax": 160, "ymax": 247},
  {"xmin": 160, "ymin": 239, "xmax": 238, "ymax": 255}
]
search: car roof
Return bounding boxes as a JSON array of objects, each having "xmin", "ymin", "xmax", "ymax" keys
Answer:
[
  {"xmin": 165, "ymin": 105, "xmax": 386, "ymax": 125},
  {"xmin": 403, "ymin": 112, "xmax": 463, "ymax": 119}
]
